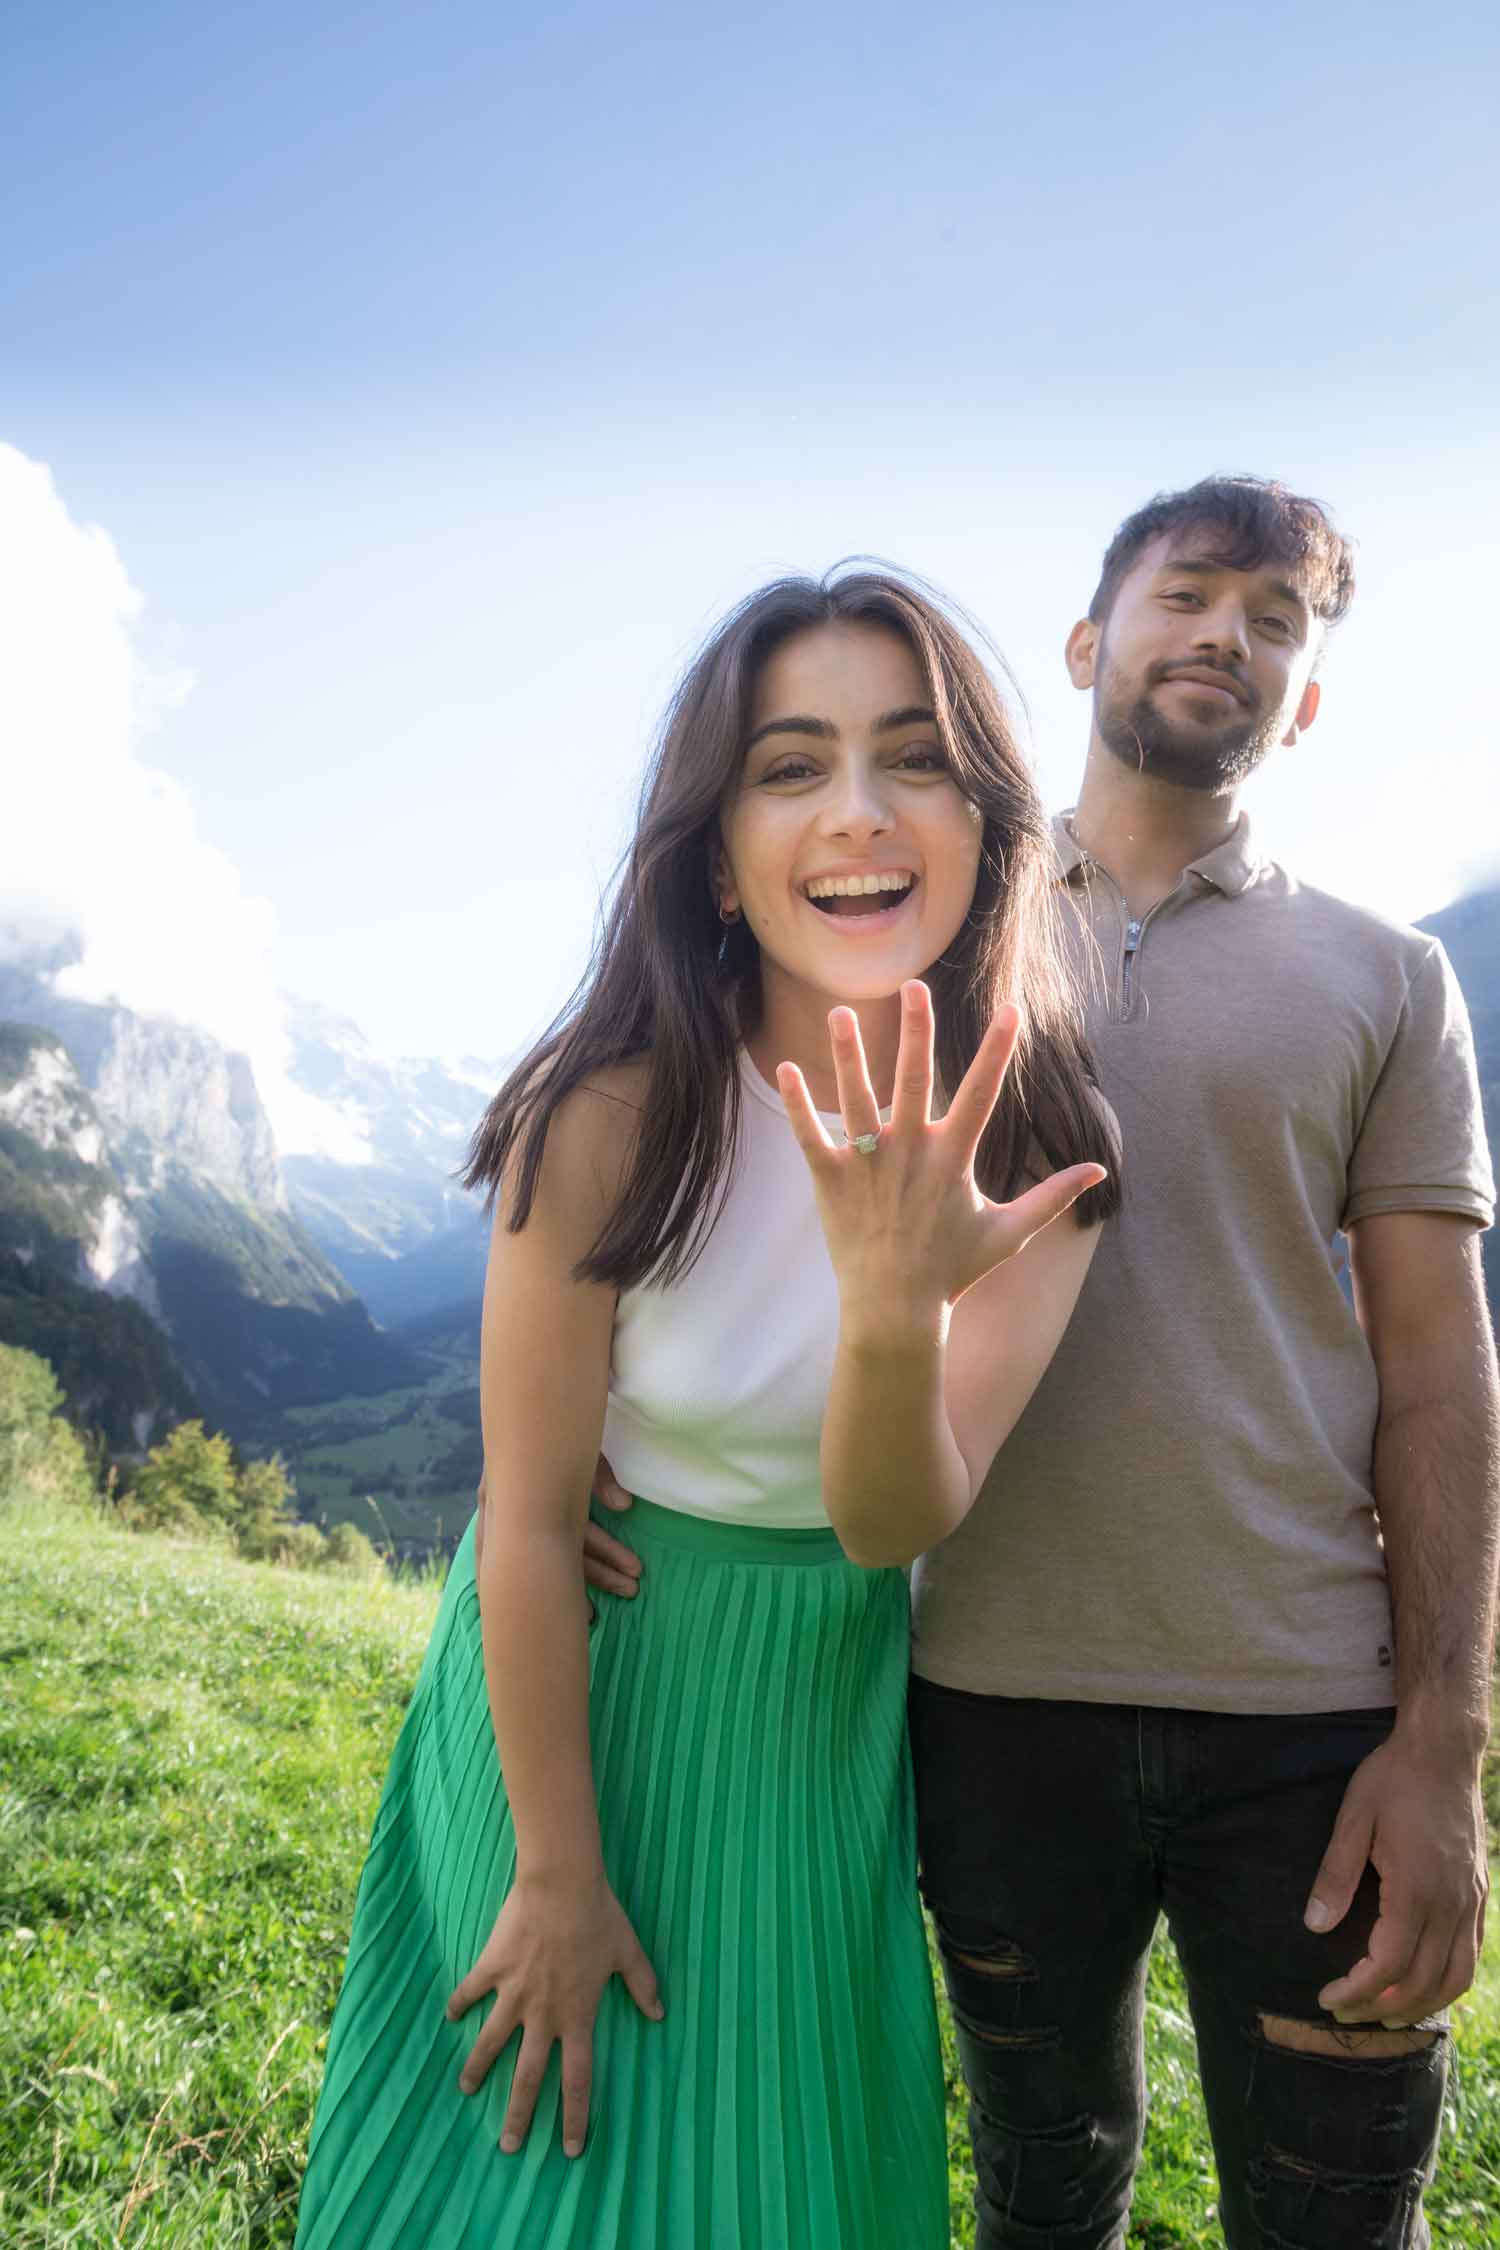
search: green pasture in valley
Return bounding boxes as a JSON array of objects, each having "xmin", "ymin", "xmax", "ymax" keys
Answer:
[
  {"xmin": 280, "ymin": 1346, "xmax": 480, "ymax": 1550},
  {"xmin": 2, "ymin": 1494, "xmax": 1498, "ymax": 2246}
]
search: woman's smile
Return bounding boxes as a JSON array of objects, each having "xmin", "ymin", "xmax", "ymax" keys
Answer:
[{"xmin": 800, "ymin": 865, "xmax": 921, "ymax": 929}]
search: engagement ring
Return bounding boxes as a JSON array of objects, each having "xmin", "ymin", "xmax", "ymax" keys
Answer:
[{"xmin": 850, "ymin": 1132, "xmax": 881, "ymax": 1156}]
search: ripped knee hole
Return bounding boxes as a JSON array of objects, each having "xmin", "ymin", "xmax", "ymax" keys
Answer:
[
  {"xmin": 1258, "ymin": 2012, "xmax": 1439, "ymax": 2060},
  {"xmin": 948, "ymin": 1945, "xmax": 1034, "ymax": 1979}
]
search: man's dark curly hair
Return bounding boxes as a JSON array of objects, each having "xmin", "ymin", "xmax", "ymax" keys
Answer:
[{"xmin": 1088, "ymin": 475, "xmax": 1356, "ymax": 630}]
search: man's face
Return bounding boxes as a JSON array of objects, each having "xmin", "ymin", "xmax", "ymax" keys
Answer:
[{"xmin": 1073, "ymin": 530, "xmax": 1322, "ymax": 791}]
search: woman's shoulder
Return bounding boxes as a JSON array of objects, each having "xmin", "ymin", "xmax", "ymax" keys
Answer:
[{"xmin": 509, "ymin": 1057, "xmax": 652, "ymax": 1233}]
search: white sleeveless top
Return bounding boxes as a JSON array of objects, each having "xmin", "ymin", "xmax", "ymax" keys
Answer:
[{"xmin": 601, "ymin": 1052, "xmax": 876, "ymax": 1528}]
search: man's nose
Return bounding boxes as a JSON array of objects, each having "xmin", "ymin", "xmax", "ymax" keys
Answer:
[{"xmin": 1191, "ymin": 604, "xmax": 1250, "ymax": 664}]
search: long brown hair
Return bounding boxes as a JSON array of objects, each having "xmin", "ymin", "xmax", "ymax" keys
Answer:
[{"xmin": 465, "ymin": 565, "xmax": 1120, "ymax": 1284}]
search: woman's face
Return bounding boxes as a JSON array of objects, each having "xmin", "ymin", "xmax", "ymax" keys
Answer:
[{"xmin": 717, "ymin": 620, "xmax": 984, "ymax": 1009}]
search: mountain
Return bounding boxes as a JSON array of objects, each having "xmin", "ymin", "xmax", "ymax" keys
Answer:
[
  {"xmin": 1420, "ymin": 881, "xmax": 1500, "ymax": 1309},
  {"xmin": 0, "ymin": 1024, "xmax": 195, "ymax": 1447},
  {"xmin": 278, "ymin": 997, "xmax": 497, "ymax": 1326},
  {"xmin": 0, "ymin": 946, "xmax": 424, "ymax": 1444},
  {"xmin": 1422, "ymin": 884, "xmax": 1500, "ymax": 1076}
]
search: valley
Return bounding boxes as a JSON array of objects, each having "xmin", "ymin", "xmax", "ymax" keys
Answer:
[{"xmin": 281, "ymin": 1332, "xmax": 482, "ymax": 1556}]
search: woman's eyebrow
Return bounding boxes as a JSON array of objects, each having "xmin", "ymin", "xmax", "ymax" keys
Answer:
[
  {"xmin": 744, "ymin": 713, "xmax": 835, "ymax": 750},
  {"xmin": 744, "ymin": 703, "xmax": 938, "ymax": 752},
  {"xmin": 872, "ymin": 704, "xmax": 937, "ymax": 732}
]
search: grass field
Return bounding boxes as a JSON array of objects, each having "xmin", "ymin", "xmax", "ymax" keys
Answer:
[{"xmin": 3, "ymin": 1493, "xmax": 1498, "ymax": 2246}]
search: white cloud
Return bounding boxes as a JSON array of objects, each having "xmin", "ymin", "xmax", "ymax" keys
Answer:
[{"xmin": 0, "ymin": 442, "xmax": 363, "ymax": 1161}]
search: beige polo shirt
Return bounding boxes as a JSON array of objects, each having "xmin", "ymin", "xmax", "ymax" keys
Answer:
[{"xmin": 909, "ymin": 812, "xmax": 1495, "ymax": 1713}]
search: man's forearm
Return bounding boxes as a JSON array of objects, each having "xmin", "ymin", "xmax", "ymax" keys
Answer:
[{"xmin": 1376, "ymin": 1378, "xmax": 1500, "ymax": 1750}]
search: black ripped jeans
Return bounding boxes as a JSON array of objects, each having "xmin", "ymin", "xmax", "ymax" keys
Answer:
[{"xmin": 908, "ymin": 1683, "xmax": 1448, "ymax": 2249}]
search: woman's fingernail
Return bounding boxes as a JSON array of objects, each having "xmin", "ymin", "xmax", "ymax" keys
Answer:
[
  {"xmin": 564, "ymin": 2137, "xmax": 583, "ymax": 2157},
  {"xmin": 500, "ymin": 2131, "xmax": 521, "ymax": 2154}
]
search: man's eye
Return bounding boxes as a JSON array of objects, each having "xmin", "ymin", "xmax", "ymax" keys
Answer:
[
  {"xmin": 1260, "ymin": 616, "xmax": 1294, "ymax": 638},
  {"xmin": 1161, "ymin": 589, "xmax": 1203, "ymax": 606}
]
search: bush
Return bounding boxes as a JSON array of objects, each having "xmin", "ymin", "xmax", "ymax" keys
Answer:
[
  {"xmin": 320, "ymin": 1521, "xmax": 382, "ymax": 1575},
  {"xmin": 0, "ymin": 1342, "xmax": 95, "ymax": 1507},
  {"xmin": 234, "ymin": 1451, "xmax": 298, "ymax": 1561},
  {"xmin": 275, "ymin": 1521, "xmax": 331, "ymax": 1570}
]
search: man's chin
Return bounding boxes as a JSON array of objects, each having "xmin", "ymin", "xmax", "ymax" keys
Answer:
[{"xmin": 1099, "ymin": 704, "xmax": 1273, "ymax": 792}]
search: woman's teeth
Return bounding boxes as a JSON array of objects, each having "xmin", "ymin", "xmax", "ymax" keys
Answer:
[{"xmin": 804, "ymin": 872, "xmax": 914, "ymax": 900}]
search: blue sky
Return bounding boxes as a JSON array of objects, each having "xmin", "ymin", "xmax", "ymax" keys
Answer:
[{"xmin": 3, "ymin": 0, "xmax": 1497, "ymax": 1093}]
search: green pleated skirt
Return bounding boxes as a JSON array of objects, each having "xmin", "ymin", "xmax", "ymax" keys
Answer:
[{"xmin": 294, "ymin": 1497, "xmax": 947, "ymax": 2249}]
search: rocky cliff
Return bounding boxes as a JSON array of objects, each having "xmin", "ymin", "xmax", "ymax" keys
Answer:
[
  {"xmin": 0, "ymin": 1025, "xmax": 192, "ymax": 1446},
  {"xmin": 0, "ymin": 948, "xmax": 423, "ymax": 1442}
]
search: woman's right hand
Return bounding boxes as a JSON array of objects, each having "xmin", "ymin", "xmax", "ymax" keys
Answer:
[{"xmin": 446, "ymin": 1873, "xmax": 664, "ymax": 2157}]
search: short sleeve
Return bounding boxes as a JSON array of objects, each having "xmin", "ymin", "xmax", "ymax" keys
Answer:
[{"xmin": 1343, "ymin": 940, "xmax": 1494, "ymax": 1229}]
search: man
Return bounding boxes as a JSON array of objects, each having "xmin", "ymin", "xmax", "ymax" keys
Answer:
[{"xmin": 583, "ymin": 477, "xmax": 1499, "ymax": 2247}]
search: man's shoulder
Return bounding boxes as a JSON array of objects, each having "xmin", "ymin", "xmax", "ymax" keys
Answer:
[{"xmin": 1246, "ymin": 860, "xmax": 1444, "ymax": 978}]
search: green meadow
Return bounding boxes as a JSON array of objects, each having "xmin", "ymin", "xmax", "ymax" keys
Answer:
[{"xmin": 3, "ymin": 1494, "xmax": 1498, "ymax": 2247}]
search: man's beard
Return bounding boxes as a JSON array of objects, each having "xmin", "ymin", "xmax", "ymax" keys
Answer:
[{"xmin": 1095, "ymin": 658, "xmax": 1283, "ymax": 792}]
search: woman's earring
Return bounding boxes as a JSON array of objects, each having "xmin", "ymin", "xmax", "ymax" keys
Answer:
[
  {"xmin": 716, "ymin": 900, "xmax": 741, "ymax": 966},
  {"xmin": 718, "ymin": 902, "xmax": 741, "ymax": 926}
]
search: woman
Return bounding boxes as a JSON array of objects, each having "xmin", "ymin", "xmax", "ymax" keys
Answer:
[{"xmin": 294, "ymin": 568, "xmax": 1119, "ymax": 2249}]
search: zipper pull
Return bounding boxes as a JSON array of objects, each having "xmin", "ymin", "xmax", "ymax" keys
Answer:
[{"xmin": 1121, "ymin": 919, "xmax": 1142, "ymax": 1009}]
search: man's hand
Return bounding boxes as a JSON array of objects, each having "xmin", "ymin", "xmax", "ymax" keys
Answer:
[
  {"xmin": 585, "ymin": 1454, "xmax": 641, "ymax": 1597},
  {"xmin": 1304, "ymin": 1731, "xmax": 1489, "ymax": 2025},
  {"xmin": 478, "ymin": 1461, "xmax": 642, "ymax": 1598}
]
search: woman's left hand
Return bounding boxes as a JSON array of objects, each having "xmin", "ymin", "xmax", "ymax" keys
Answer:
[{"xmin": 777, "ymin": 982, "xmax": 1105, "ymax": 1332}]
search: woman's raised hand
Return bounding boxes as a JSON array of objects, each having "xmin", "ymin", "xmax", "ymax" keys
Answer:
[
  {"xmin": 446, "ymin": 1874, "xmax": 663, "ymax": 2159},
  {"xmin": 776, "ymin": 982, "xmax": 1106, "ymax": 1328}
]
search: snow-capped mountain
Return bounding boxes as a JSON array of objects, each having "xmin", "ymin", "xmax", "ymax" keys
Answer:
[{"xmin": 277, "ymin": 997, "xmax": 503, "ymax": 1324}]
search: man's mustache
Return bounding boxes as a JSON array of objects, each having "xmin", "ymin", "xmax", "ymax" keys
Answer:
[{"xmin": 1146, "ymin": 660, "xmax": 1255, "ymax": 710}]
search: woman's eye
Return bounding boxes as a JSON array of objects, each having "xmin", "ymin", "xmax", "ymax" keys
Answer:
[
  {"xmin": 759, "ymin": 758, "xmax": 818, "ymax": 784},
  {"xmin": 895, "ymin": 745, "xmax": 946, "ymax": 772}
]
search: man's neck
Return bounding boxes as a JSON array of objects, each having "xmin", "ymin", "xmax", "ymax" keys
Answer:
[{"xmin": 1069, "ymin": 741, "xmax": 1242, "ymax": 919}]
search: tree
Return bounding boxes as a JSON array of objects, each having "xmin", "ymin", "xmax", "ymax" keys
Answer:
[
  {"xmin": 128, "ymin": 1421, "xmax": 239, "ymax": 1538},
  {"xmin": 0, "ymin": 1343, "xmax": 93, "ymax": 1507}
]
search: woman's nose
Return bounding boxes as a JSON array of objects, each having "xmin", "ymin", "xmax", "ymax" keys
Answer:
[{"xmin": 821, "ymin": 762, "xmax": 894, "ymax": 837}]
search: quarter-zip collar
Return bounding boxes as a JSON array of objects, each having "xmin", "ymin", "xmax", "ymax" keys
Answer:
[
  {"xmin": 1051, "ymin": 808, "xmax": 1263, "ymax": 899},
  {"xmin": 1050, "ymin": 809, "xmax": 1264, "ymax": 1021}
]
